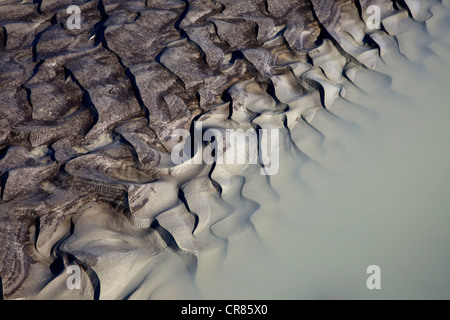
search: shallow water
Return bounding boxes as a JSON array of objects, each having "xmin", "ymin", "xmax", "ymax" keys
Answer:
[{"xmin": 188, "ymin": 18, "xmax": 450, "ymax": 299}]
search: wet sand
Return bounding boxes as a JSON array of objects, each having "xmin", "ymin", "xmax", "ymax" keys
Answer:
[{"xmin": 1, "ymin": 0, "xmax": 449, "ymax": 300}]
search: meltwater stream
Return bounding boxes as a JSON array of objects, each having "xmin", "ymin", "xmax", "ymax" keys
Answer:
[{"xmin": 190, "ymin": 24, "xmax": 450, "ymax": 299}]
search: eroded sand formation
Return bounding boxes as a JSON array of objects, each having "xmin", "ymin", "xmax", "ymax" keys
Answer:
[{"xmin": 0, "ymin": 0, "xmax": 449, "ymax": 299}]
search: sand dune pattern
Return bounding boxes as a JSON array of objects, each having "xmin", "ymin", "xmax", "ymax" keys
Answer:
[{"xmin": 0, "ymin": 0, "xmax": 447, "ymax": 299}]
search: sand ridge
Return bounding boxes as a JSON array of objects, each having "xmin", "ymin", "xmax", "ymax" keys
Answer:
[{"xmin": 0, "ymin": 0, "xmax": 449, "ymax": 299}]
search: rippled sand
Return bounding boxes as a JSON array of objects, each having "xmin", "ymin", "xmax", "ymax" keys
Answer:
[{"xmin": 1, "ymin": 0, "xmax": 449, "ymax": 299}]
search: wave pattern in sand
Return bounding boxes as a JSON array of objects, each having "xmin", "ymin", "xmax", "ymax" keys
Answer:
[{"xmin": 0, "ymin": 0, "xmax": 449, "ymax": 299}]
